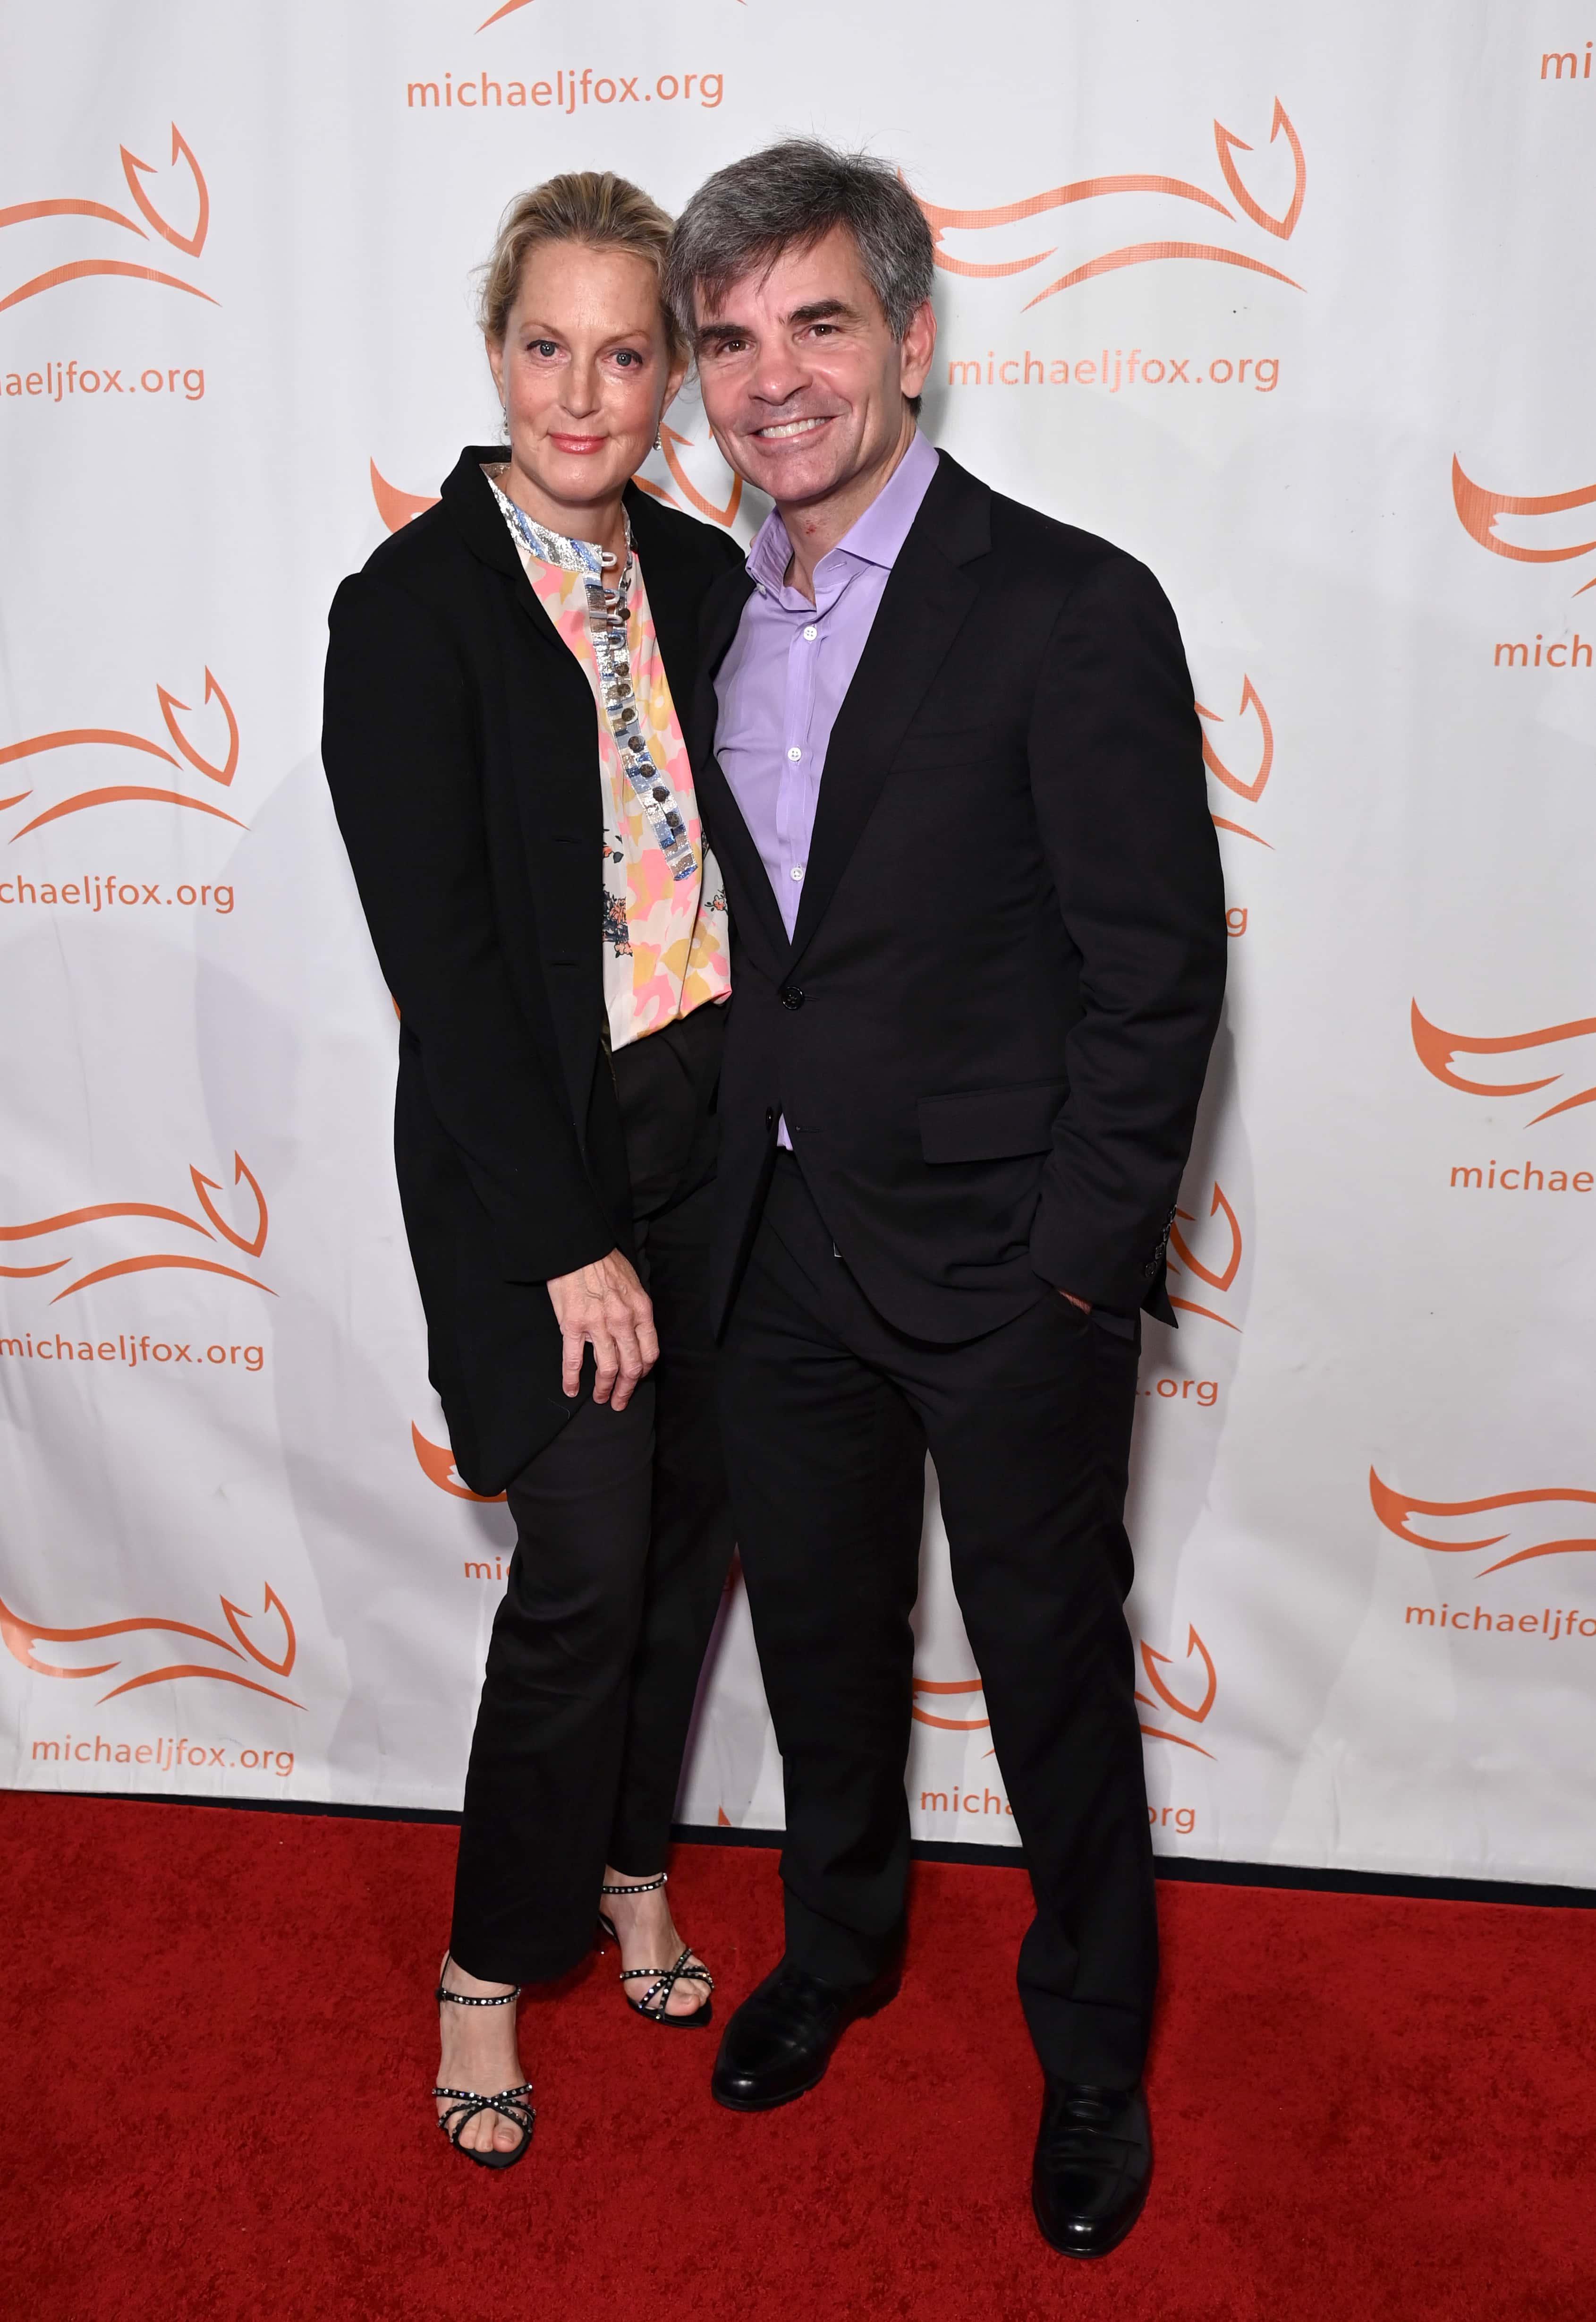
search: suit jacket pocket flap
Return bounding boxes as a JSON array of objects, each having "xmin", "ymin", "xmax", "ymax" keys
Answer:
[{"xmin": 917, "ymin": 1079, "xmax": 1068, "ymax": 1164}]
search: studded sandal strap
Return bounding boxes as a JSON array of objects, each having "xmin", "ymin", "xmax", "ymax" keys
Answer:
[
  {"xmin": 433, "ymin": 2083, "xmax": 535, "ymax": 2147},
  {"xmin": 436, "ymin": 1982, "xmax": 520, "ymax": 2006},
  {"xmin": 620, "ymin": 1943, "xmax": 715, "ymax": 2015},
  {"xmin": 599, "ymin": 1873, "xmax": 668, "ymax": 1895}
]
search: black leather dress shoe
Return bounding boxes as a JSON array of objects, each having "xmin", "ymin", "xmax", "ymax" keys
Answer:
[
  {"xmin": 711, "ymin": 1958, "xmax": 899, "ymax": 2111},
  {"xmin": 1031, "ymin": 2080, "xmax": 1152, "ymax": 2258}
]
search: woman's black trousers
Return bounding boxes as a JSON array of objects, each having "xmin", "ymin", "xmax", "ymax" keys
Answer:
[{"xmin": 448, "ymin": 1004, "xmax": 734, "ymax": 1983}]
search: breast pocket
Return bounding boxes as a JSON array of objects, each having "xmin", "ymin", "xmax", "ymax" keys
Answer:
[{"xmin": 917, "ymin": 1079, "xmax": 1068, "ymax": 1164}]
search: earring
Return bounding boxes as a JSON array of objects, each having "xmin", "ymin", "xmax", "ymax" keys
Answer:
[{"xmin": 653, "ymin": 429, "xmax": 661, "ymax": 452}]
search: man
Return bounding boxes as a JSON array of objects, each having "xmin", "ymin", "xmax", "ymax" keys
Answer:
[{"xmin": 667, "ymin": 142, "xmax": 1226, "ymax": 2258}]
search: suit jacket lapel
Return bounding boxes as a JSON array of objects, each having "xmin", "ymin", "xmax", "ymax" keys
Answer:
[
  {"xmin": 440, "ymin": 447, "xmax": 603, "ymax": 1126},
  {"xmin": 689, "ymin": 565, "xmax": 754, "ymax": 772},
  {"xmin": 786, "ymin": 455, "xmax": 990, "ymax": 970},
  {"xmin": 688, "ymin": 566, "xmax": 792, "ymax": 981},
  {"xmin": 626, "ymin": 484, "xmax": 696, "ymax": 720}
]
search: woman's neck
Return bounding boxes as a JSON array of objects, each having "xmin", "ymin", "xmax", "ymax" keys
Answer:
[{"xmin": 495, "ymin": 457, "xmax": 628, "ymax": 565}]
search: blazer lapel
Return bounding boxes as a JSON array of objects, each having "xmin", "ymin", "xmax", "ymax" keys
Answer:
[
  {"xmin": 438, "ymin": 444, "xmax": 577, "ymax": 661},
  {"xmin": 626, "ymin": 484, "xmax": 697, "ymax": 717},
  {"xmin": 687, "ymin": 566, "xmax": 792, "ymax": 981},
  {"xmin": 440, "ymin": 447, "xmax": 603, "ymax": 1127},
  {"xmin": 689, "ymin": 564, "xmax": 754, "ymax": 772},
  {"xmin": 786, "ymin": 456, "xmax": 990, "ymax": 970},
  {"xmin": 697, "ymin": 751, "xmax": 790, "ymax": 982}
]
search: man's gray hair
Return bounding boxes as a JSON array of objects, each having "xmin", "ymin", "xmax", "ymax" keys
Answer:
[{"xmin": 666, "ymin": 138, "xmax": 934, "ymax": 342}]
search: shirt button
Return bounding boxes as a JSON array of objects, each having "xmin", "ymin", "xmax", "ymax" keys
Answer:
[
  {"xmin": 787, "ymin": 746, "xmax": 802, "ymax": 762},
  {"xmin": 790, "ymin": 864, "xmax": 805, "ymax": 881},
  {"xmin": 802, "ymin": 625, "xmax": 818, "ymax": 641}
]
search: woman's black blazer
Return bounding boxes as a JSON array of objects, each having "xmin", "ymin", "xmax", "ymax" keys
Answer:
[{"xmin": 322, "ymin": 445, "xmax": 743, "ymax": 1494}]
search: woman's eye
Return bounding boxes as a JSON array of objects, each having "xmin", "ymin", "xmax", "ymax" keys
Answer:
[
  {"xmin": 613, "ymin": 349, "xmax": 641, "ymax": 368},
  {"xmin": 531, "ymin": 340, "xmax": 558, "ymax": 358}
]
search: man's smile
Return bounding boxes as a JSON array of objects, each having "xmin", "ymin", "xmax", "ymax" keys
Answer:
[{"xmin": 750, "ymin": 415, "xmax": 835, "ymax": 441}]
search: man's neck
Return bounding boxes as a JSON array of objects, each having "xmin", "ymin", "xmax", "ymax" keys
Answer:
[{"xmin": 777, "ymin": 418, "xmax": 917, "ymax": 605}]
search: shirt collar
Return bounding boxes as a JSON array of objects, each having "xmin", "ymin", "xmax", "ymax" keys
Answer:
[
  {"xmin": 745, "ymin": 428, "xmax": 939, "ymax": 604},
  {"xmin": 483, "ymin": 463, "xmax": 631, "ymax": 581}
]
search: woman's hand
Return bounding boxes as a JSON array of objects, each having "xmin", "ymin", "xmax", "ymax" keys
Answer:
[{"xmin": 546, "ymin": 1251, "xmax": 659, "ymax": 1409}]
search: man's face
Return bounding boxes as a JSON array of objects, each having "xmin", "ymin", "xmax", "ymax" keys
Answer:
[{"xmin": 693, "ymin": 225, "xmax": 934, "ymax": 515}]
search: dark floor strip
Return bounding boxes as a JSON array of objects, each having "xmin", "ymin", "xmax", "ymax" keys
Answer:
[{"xmin": 36, "ymin": 1788, "xmax": 1595, "ymax": 1909}]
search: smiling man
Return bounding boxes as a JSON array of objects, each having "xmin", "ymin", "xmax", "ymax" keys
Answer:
[{"xmin": 668, "ymin": 142, "xmax": 1226, "ymax": 2260}]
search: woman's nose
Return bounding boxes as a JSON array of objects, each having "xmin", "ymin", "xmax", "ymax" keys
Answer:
[{"xmin": 563, "ymin": 357, "xmax": 603, "ymax": 416}]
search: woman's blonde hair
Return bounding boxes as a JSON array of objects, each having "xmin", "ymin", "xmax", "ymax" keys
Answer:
[{"xmin": 478, "ymin": 172, "xmax": 685, "ymax": 363}]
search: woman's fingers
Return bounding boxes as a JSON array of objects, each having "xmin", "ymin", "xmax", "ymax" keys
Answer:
[
  {"xmin": 606, "ymin": 1292, "xmax": 651, "ymax": 1411},
  {"xmin": 590, "ymin": 1317, "xmax": 621, "ymax": 1405},
  {"xmin": 546, "ymin": 1257, "xmax": 658, "ymax": 1405}
]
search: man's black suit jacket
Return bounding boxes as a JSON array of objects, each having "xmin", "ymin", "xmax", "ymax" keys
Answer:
[
  {"xmin": 690, "ymin": 448, "xmax": 1227, "ymax": 1344},
  {"xmin": 322, "ymin": 446, "xmax": 742, "ymax": 1493}
]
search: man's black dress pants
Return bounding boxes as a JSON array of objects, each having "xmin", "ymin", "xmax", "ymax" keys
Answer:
[{"xmin": 718, "ymin": 1152, "xmax": 1157, "ymax": 2089}]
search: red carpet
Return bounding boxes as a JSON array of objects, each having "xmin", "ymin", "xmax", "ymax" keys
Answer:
[{"xmin": 1, "ymin": 1794, "xmax": 1591, "ymax": 2322}]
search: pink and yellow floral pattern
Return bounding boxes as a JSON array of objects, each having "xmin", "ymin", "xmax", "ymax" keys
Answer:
[{"xmin": 490, "ymin": 475, "xmax": 729, "ymax": 1050}]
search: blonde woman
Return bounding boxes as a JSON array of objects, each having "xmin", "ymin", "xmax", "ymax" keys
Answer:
[{"xmin": 323, "ymin": 176, "xmax": 742, "ymax": 2168}]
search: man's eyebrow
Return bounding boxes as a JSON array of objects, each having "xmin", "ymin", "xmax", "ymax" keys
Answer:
[
  {"xmin": 695, "ymin": 296, "xmax": 861, "ymax": 349},
  {"xmin": 786, "ymin": 298, "xmax": 857, "ymax": 325}
]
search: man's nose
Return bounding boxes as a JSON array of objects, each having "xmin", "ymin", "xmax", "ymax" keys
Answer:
[{"xmin": 748, "ymin": 344, "xmax": 812, "ymax": 410}]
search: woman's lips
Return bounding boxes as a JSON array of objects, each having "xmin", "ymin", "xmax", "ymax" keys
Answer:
[{"xmin": 547, "ymin": 433, "xmax": 607, "ymax": 454}]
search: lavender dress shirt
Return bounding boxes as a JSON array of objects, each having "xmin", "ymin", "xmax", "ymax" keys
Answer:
[{"xmin": 713, "ymin": 429, "xmax": 938, "ymax": 1145}]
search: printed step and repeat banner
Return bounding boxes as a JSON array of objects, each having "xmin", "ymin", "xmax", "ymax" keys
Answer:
[{"xmin": 1, "ymin": 1, "xmax": 1592, "ymax": 1887}]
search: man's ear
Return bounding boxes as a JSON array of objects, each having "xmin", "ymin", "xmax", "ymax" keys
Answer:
[{"xmin": 899, "ymin": 298, "xmax": 937, "ymax": 403}]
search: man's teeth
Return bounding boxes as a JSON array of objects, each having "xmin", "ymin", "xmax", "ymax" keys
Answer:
[{"xmin": 756, "ymin": 417, "xmax": 828, "ymax": 439}]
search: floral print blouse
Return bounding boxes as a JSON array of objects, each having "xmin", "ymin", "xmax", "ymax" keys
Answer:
[{"xmin": 485, "ymin": 466, "xmax": 730, "ymax": 1051}]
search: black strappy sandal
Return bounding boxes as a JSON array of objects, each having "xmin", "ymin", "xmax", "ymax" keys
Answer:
[
  {"xmin": 433, "ymin": 1955, "xmax": 535, "ymax": 2170},
  {"xmin": 596, "ymin": 1873, "xmax": 715, "ymax": 2029}
]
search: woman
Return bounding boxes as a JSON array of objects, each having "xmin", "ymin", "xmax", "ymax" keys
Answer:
[{"xmin": 322, "ymin": 174, "xmax": 744, "ymax": 2168}]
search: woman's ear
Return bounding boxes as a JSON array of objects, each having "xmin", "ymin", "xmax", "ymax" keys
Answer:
[{"xmin": 485, "ymin": 334, "xmax": 505, "ymax": 407}]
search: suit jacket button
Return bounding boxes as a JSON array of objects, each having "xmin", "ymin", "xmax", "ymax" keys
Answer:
[
  {"xmin": 780, "ymin": 986, "xmax": 805, "ymax": 1010},
  {"xmin": 764, "ymin": 1107, "xmax": 775, "ymax": 1131}
]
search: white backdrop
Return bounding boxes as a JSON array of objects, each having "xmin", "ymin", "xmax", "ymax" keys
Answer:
[{"xmin": 2, "ymin": 0, "xmax": 1593, "ymax": 1887}]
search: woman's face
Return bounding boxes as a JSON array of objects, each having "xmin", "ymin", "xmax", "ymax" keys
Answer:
[{"xmin": 487, "ymin": 239, "xmax": 684, "ymax": 531}]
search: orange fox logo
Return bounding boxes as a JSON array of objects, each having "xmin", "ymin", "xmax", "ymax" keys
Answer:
[
  {"xmin": 1370, "ymin": 1470, "xmax": 1596, "ymax": 1577},
  {"xmin": 411, "ymin": 1424, "xmax": 506, "ymax": 1503},
  {"xmin": 1195, "ymin": 677, "xmax": 1273, "ymax": 847},
  {"xmin": 911, "ymin": 1675, "xmax": 988, "ymax": 1732},
  {"xmin": 0, "ymin": 1152, "xmax": 271, "ymax": 1301},
  {"xmin": 1135, "ymin": 1626, "xmax": 1217, "ymax": 1756},
  {"xmin": 0, "ymin": 1580, "xmax": 298, "ymax": 1706},
  {"xmin": 1451, "ymin": 457, "xmax": 1596, "ymax": 596},
  {"xmin": 0, "ymin": 670, "xmax": 242, "ymax": 840},
  {"xmin": 1165, "ymin": 1184, "xmax": 1242, "ymax": 1330},
  {"xmin": 913, "ymin": 1624, "xmax": 1219, "ymax": 1755},
  {"xmin": 1410, "ymin": 1001, "xmax": 1596, "ymax": 1127},
  {"xmin": 916, "ymin": 99, "xmax": 1305, "ymax": 309},
  {"xmin": 0, "ymin": 123, "xmax": 213, "ymax": 315}
]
